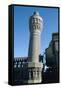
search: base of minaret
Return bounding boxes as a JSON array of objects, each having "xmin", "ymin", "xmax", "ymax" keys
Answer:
[
  {"xmin": 28, "ymin": 79, "xmax": 42, "ymax": 84},
  {"xmin": 23, "ymin": 62, "xmax": 43, "ymax": 84}
]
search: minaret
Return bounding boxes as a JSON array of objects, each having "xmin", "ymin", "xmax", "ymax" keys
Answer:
[
  {"xmin": 28, "ymin": 11, "xmax": 43, "ymax": 63},
  {"xmin": 27, "ymin": 11, "xmax": 43, "ymax": 83}
]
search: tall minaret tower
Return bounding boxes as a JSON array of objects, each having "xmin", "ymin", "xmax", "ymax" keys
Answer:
[
  {"xmin": 28, "ymin": 11, "xmax": 43, "ymax": 63},
  {"xmin": 28, "ymin": 11, "xmax": 43, "ymax": 83}
]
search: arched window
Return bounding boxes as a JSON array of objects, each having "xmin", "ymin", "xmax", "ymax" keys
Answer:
[
  {"xmin": 37, "ymin": 68, "xmax": 39, "ymax": 78},
  {"xmin": 31, "ymin": 69, "xmax": 33, "ymax": 79},
  {"xmin": 18, "ymin": 64, "xmax": 20, "ymax": 68},
  {"xmin": 36, "ymin": 18, "xmax": 38, "ymax": 24},
  {"xmin": 14, "ymin": 64, "xmax": 17, "ymax": 68}
]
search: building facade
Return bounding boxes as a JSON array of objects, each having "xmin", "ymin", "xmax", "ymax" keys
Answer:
[
  {"xmin": 42, "ymin": 33, "xmax": 59, "ymax": 83},
  {"xmin": 45, "ymin": 33, "xmax": 59, "ymax": 68},
  {"xmin": 13, "ymin": 56, "xmax": 43, "ymax": 84}
]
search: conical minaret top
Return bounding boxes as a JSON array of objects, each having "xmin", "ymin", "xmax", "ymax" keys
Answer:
[
  {"xmin": 29, "ymin": 11, "xmax": 43, "ymax": 33},
  {"xmin": 33, "ymin": 11, "xmax": 39, "ymax": 15}
]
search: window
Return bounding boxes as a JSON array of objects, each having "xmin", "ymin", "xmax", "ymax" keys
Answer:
[
  {"xmin": 39, "ymin": 19, "xmax": 40, "ymax": 22},
  {"xmin": 37, "ymin": 71, "xmax": 39, "ymax": 78},
  {"xmin": 22, "ymin": 64, "xmax": 23, "ymax": 68},
  {"xmin": 14, "ymin": 64, "xmax": 17, "ymax": 68},
  {"xmin": 36, "ymin": 18, "xmax": 38, "ymax": 24},
  {"xmin": 14, "ymin": 61, "xmax": 17, "ymax": 65},
  {"xmin": 19, "ymin": 61, "xmax": 21, "ymax": 64},
  {"xmin": 33, "ymin": 25, "xmax": 36, "ymax": 29},
  {"xmin": 31, "ymin": 70, "xmax": 33, "ymax": 79},
  {"xmin": 34, "ymin": 18, "xmax": 37, "ymax": 23},
  {"xmin": 18, "ymin": 64, "xmax": 20, "ymax": 68},
  {"xmin": 28, "ymin": 70, "xmax": 31, "ymax": 79},
  {"xmin": 32, "ymin": 18, "xmax": 34, "ymax": 24}
]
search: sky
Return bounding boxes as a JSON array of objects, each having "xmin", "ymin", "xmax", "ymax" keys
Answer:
[{"xmin": 14, "ymin": 5, "xmax": 58, "ymax": 57}]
